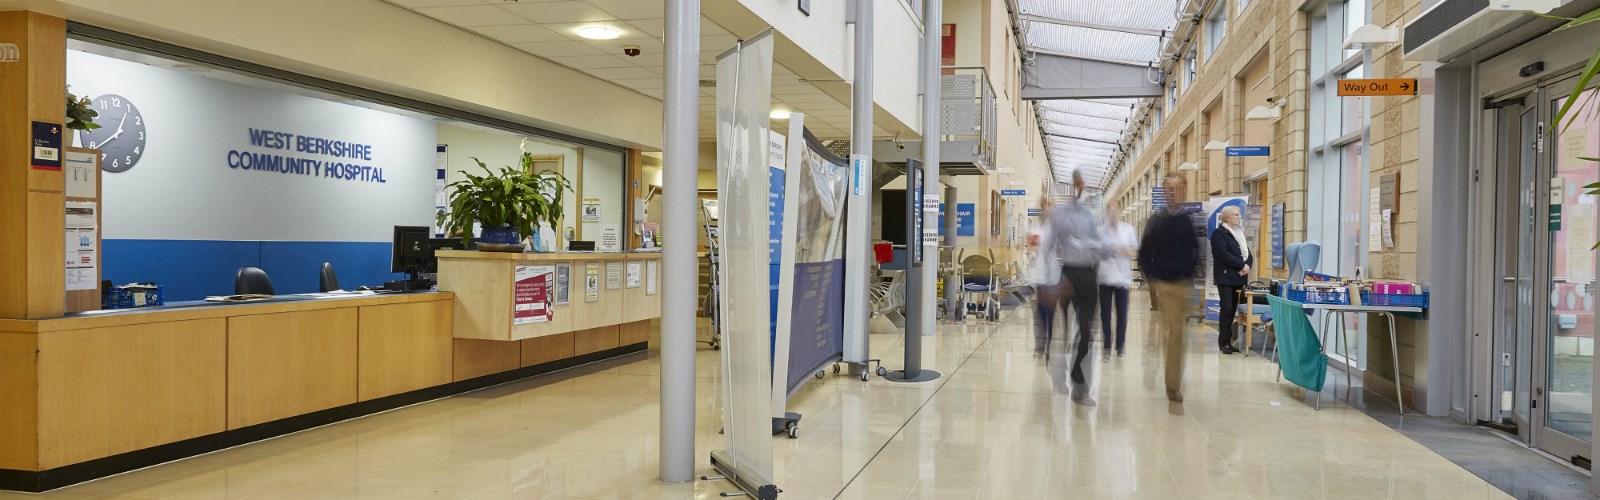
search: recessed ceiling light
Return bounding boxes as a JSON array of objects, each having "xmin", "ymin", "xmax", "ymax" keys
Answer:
[
  {"xmin": 770, "ymin": 109, "xmax": 791, "ymax": 120},
  {"xmin": 577, "ymin": 26, "xmax": 621, "ymax": 40}
]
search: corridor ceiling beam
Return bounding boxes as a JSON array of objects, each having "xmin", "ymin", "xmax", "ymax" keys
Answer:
[{"xmin": 1022, "ymin": 51, "xmax": 1165, "ymax": 101}]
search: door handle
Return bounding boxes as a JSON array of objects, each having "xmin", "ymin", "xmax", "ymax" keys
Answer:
[{"xmin": 1504, "ymin": 277, "xmax": 1517, "ymax": 282}]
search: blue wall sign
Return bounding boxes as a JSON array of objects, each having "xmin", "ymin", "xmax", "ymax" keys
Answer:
[
  {"xmin": 1225, "ymin": 146, "xmax": 1271, "ymax": 157},
  {"xmin": 937, "ymin": 203, "xmax": 976, "ymax": 237},
  {"xmin": 1270, "ymin": 203, "xmax": 1285, "ymax": 269},
  {"xmin": 1000, "ymin": 189, "xmax": 1026, "ymax": 196},
  {"xmin": 1026, "ymin": 208, "xmax": 1043, "ymax": 217},
  {"xmin": 1151, "ymin": 187, "xmax": 1169, "ymax": 212}
]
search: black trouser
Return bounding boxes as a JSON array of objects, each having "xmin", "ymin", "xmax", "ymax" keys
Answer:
[
  {"xmin": 1059, "ymin": 266, "xmax": 1098, "ymax": 386},
  {"xmin": 1099, "ymin": 285, "xmax": 1129, "ymax": 353},
  {"xmin": 1216, "ymin": 284, "xmax": 1241, "ymax": 349}
]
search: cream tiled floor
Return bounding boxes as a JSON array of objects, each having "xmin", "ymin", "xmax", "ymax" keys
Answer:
[{"xmin": 11, "ymin": 291, "xmax": 1511, "ymax": 499}]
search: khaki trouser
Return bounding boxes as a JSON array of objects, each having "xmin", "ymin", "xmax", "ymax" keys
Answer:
[{"xmin": 1150, "ymin": 279, "xmax": 1192, "ymax": 393}]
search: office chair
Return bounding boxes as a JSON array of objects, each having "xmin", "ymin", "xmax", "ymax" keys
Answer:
[
  {"xmin": 235, "ymin": 266, "xmax": 276, "ymax": 295},
  {"xmin": 319, "ymin": 262, "xmax": 340, "ymax": 292}
]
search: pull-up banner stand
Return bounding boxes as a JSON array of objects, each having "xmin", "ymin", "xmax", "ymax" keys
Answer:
[
  {"xmin": 883, "ymin": 158, "xmax": 940, "ymax": 382},
  {"xmin": 709, "ymin": 29, "xmax": 779, "ymax": 500}
]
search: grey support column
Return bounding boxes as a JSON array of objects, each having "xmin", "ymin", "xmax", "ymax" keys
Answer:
[
  {"xmin": 919, "ymin": 0, "xmax": 941, "ymax": 336},
  {"xmin": 660, "ymin": 0, "xmax": 698, "ymax": 483},
  {"xmin": 886, "ymin": 0, "xmax": 942, "ymax": 384},
  {"xmin": 843, "ymin": 0, "xmax": 874, "ymax": 368}
]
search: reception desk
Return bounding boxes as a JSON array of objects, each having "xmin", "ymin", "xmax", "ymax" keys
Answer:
[
  {"xmin": 437, "ymin": 250, "xmax": 660, "ymax": 380},
  {"xmin": 0, "ymin": 251, "xmax": 659, "ymax": 492}
]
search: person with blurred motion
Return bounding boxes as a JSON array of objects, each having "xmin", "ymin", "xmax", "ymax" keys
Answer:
[
  {"xmin": 1098, "ymin": 202, "xmax": 1138, "ymax": 362},
  {"xmin": 1028, "ymin": 197, "xmax": 1059, "ymax": 359},
  {"xmin": 1137, "ymin": 175, "xmax": 1200, "ymax": 403},
  {"xmin": 1040, "ymin": 171, "xmax": 1108, "ymax": 406},
  {"xmin": 1210, "ymin": 205, "xmax": 1253, "ymax": 355}
]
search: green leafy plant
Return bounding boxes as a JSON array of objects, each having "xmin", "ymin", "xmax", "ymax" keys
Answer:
[
  {"xmin": 65, "ymin": 86, "xmax": 100, "ymax": 131},
  {"xmin": 436, "ymin": 152, "xmax": 572, "ymax": 245}
]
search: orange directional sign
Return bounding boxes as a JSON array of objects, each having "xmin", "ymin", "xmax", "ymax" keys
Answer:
[{"xmin": 1338, "ymin": 78, "xmax": 1417, "ymax": 96}]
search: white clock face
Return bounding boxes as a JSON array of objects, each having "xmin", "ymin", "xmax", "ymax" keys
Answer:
[{"xmin": 76, "ymin": 94, "xmax": 148, "ymax": 173}]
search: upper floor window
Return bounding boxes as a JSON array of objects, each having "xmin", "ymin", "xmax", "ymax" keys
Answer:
[
  {"xmin": 1205, "ymin": 1, "xmax": 1228, "ymax": 59},
  {"xmin": 1185, "ymin": 50, "xmax": 1198, "ymax": 89}
]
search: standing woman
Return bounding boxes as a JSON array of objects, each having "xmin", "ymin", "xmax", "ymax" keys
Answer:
[
  {"xmin": 1028, "ymin": 197, "xmax": 1059, "ymax": 358},
  {"xmin": 1209, "ymin": 205, "xmax": 1252, "ymax": 355},
  {"xmin": 1098, "ymin": 203, "xmax": 1138, "ymax": 361}
]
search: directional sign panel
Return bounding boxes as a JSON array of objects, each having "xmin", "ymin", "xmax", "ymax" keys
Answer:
[{"xmin": 1337, "ymin": 78, "xmax": 1417, "ymax": 97}]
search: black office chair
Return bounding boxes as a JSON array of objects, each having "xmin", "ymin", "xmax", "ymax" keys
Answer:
[
  {"xmin": 235, "ymin": 266, "xmax": 276, "ymax": 295},
  {"xmin": 319, "ymin": 262, "xmax": 340, "ymax": 292}
]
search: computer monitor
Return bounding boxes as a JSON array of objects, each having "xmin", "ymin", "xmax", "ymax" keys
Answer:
[
  {"xmin": 422, "ymin": 238, "xmax": 466, "ymax": 273},
  {"xmin": 391, "ymin": 225, "xmax": 432, "ymax": 276}
]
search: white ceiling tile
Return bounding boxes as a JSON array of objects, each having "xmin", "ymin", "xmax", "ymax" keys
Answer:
[
  {"xmin": 469, "ymin": 24, "xmax": 572, "ymax": 43},
  {"xmin": 501, "ymin": 1, "xmax": 617, "ymax": 23},
  {"xmin": 776, "ymin": 94, "xmax": 842, "ymax": 104},
  {"xmin": 588, "ymin": 0, "xmax": 666, "ymax": 19},
  {"xmin": 415, "ymin": 5, "xmax": 524, "ymax": 27},
  {"xmin": 547, "ymin": 54, "xmax": 639, "ymax": 70},
  {"xmin": 628, "ymin": 52, "xmax": 664, "ymax": 69},
  {"xmin": 701, "ymin": 18, "xmax": 731, "ymax": 36},
  {"xmin": 587, "ymin": 67, "xmax": 661, "ymax": 81},
  {"xmin": 627, "ymin": 19, "xmax": 665, "ymax": 38},
  {"xmin": 387, "ymin": 0, "xmax": 483, "ymax": 8},
  {"xmin": 511, "ymin": 41, "xmax": 606, "ymax": 58}
]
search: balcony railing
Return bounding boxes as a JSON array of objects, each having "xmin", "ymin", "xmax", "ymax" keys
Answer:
[{"xmin": 940, "ymin": 66, "xmax": 998, "ymax": 173}]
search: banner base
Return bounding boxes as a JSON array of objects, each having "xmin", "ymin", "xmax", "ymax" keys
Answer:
[
  {"xmin": 709, "ymin": 450, "xmax": 780, "ymax": 500},
  {"xmin": 882, "ymin": 369, "xmax": 942, "ymax": 383}
]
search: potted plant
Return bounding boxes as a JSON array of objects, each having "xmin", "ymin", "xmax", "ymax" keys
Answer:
[
  {"xmin": 438, "ymin": 153, "xmax": 571, "ymax": 252},
  {"xmin": 66, "ymin": 86, "xmax": 100, "ymax": 131}
]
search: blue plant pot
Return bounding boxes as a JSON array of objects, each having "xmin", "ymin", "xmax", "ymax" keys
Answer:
[{"xmin": 478, "ymin": 226, "xmax": 525, "ymax": 252}]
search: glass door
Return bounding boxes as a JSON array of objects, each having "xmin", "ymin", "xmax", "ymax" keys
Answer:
[
  {"xmin": 1540, "ymin": 82, "xmax": 1598, "ymax": 460},
  {"xmin": 1490, "ymin": 97, "xmax": 1536, "ymax": 442}
]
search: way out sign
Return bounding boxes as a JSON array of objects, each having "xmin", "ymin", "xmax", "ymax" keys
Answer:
[{"xmin": 1338, "ymin": 78, "xmax": 1417, "ymax": 97}]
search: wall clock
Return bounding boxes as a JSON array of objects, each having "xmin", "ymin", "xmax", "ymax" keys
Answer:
[{"xmin": 76, "ymin": 94, "xmax": 147, "ymax": 173}]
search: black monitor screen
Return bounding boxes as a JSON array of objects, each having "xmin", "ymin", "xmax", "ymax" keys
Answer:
[{"xmin": 391, "ymin": 226, "xmax": 432, "ymax": 274}]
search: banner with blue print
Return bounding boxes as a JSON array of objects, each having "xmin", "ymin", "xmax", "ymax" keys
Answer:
[{"xmin": 775, "ymin": 126, "xmax": 849, "ymax": 399}]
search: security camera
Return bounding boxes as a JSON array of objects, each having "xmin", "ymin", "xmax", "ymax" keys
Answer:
[{"xmin": 624, "ymin": 45, "xmax": 641, "ymax": 57}]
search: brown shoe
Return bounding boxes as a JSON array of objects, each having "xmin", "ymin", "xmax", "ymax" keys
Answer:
[{"xmin": 1166, "ymin": 389, "xmax": 1184, "ymax": 403}]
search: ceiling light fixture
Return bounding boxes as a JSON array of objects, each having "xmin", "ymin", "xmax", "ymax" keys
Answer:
[
  {"xmin": 770, "ymin": 109, "xmax": 792, "ymax": 120},
  {"xmin": 577, "ymin": 26, "xmax": 621, "ymax": 40}
]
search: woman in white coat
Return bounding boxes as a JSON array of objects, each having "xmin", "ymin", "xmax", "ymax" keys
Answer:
[
  {"xmin": 1029, "ymin": 197, "xmax": 1059, "ymax": 358},
  {"xmin": 1098, "ymin": 203, "xmax": 1138, "ymax": 360}
]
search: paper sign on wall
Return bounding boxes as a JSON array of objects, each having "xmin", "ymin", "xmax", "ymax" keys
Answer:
[
  {"xmin": 584, "ymin": 262, "xmax": 600, "ymax": 302},
  {"xmin": 65, "ymin": 201, "xmax": 98, "ymax": 291},
  {"xmin": 65, "ymin": 151, "xmax": 97, "ymax": 198},
  {"xmin": 626, "ymin": 261, "xmax": 642, "ymax": 288},
  {"xmin": 554, "ymin": 263, "xmax": 571, "ymax": 305},
  {"xmin": 582, "ymin": 198, "xmax": 602, "ymax": 223},
  {"xmin": 513, "ymin": 265, "xmax": 554, "ymax": 324},
  {"xmin": 31, "ymin": 121, "xmax": 62, "ymax": 171},
  {"xmin": 646, "ymin": 260, "xmax": 658, "ymax": 296},
  {"xmin": 600, "ymin": 224, "xmax": 621, "ymax": 251},
  {"xmin": 605, "ymin": 261, "xmax": 623, "ymax": 289}
]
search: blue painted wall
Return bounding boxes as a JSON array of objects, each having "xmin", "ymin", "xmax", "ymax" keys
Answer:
[{"xmin": 102, "ymin": 240, "xmax": 404, "ymax": 301}]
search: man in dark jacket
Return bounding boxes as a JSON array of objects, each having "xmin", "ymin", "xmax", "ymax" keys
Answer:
[
  {"xmin": 1137, "ymin": 175, "xmax": 1200, "ymax": 403},
  {"xmin": 1209, "ymin": 205, "xmax": 1253, "ymax": 355}
]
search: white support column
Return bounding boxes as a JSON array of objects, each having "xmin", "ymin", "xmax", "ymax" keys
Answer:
[
  {"xmin": 843, "ymin": 0, "xmax": 875, "ymax": 368},
  {"xmin": 919, "ymin": 0, "xmax": 942, "ymax": 336},
  {"xmin": 659, "ymin": 0, "xmax": 699, "ymax": 483}
]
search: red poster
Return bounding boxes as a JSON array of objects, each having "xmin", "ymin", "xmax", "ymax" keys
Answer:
[
  {"xmin": 941, "ymin": 24, "xmax": 957, "ymax": 74},
  {"xmin": 513, "ymin": 265, "xmax": 554, "ymax": 324}
]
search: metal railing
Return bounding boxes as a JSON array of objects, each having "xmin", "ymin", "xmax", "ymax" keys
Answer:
[{"xmin": 940, "ymin": 66, "xmax": 998, "ymax": 172}]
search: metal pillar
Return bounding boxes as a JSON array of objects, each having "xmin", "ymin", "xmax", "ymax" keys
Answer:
[
  {"xmin": 884, "ymin": 0, "xmax": 942, "ymax": 384},
  {"xmin": 843, "ymin": 0, "xmax": 874, "ymax": 371},
  {"xmin": 660, "ymin": 0, "xmax": 698, "ymax": 483},
  {"xmin": 918, "ymin": 0, "xmax": 941, "ymax": 337}
]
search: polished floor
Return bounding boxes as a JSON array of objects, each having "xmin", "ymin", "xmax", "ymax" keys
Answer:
[{"xmin": 8, "ymin": 291, "xmax": 1518, "ymax": 499}]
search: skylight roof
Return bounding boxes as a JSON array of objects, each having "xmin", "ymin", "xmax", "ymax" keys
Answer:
[{"xmin": 1021, "ymin": 0, "xmax": 1178, "ymax": 191}]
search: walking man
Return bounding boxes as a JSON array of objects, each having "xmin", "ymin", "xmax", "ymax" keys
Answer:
[
  {"xmin": 1041, "ymin": 172, "xmax": 1107, "ymax": 406},
  {"xmin": 1137, "ymin": 175, "xmax": 1200, "ymax": 403}
]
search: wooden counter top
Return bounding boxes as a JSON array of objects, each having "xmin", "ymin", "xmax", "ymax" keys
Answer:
[
  {"xmin": 436, "ymin": 250, "xmax": 662, "ymax": 262},
  {"xmin": 0, "ymin": 292, "xmax": 453, "ymax": 333}
]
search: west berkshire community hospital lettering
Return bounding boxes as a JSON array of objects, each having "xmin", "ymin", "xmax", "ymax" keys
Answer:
[{"xmin": 227, "ymin": 128, "xmax": 387, "ymax": 183}]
